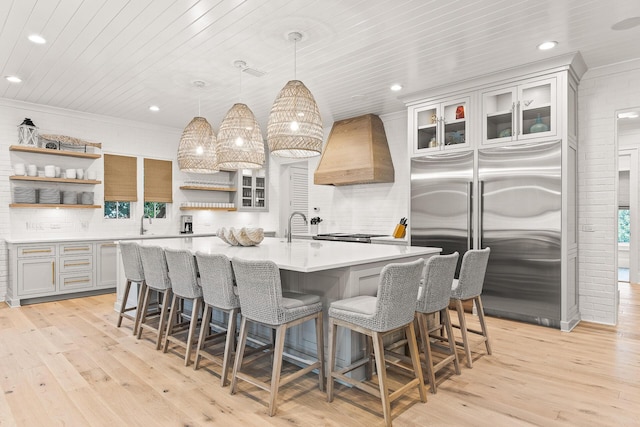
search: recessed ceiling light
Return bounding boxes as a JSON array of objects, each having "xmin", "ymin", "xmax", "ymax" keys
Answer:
[
  {"xmin": 537, "ymin": 41, "xmax": 558, "ymax": 51},
  {"xmin": 617, "ymin": 112, "xmax": 639, "ymax": 119},
  {"xmin": 149, "ymin": 105, "xmax": 160, "ymax": 112},
  {"xmin": 5, "ymin": 75, "xmax": 22, "ymax": 83},
  {"xmin": 28, "ymin": 34, "xmax": 46, "ymax": 44},
  {"xmin": 390, "ymin": 84, "xmax": 403, "ymax": 91},
  {"xmin": 611, "ymin": 17, "xmax": 640, "ymax": 31}
]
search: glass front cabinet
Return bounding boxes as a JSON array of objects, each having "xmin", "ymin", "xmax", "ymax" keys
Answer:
[
  {"xmin": 482, "ymin": 77, "xmax": 556, "ymax": 144},
  {"xmin": 238, "ymin": 167, "xmax": 267, "ymax": 211},
  {"xmin": 411, "ymin": 96, "xmax": 470, "ymax": 155}
]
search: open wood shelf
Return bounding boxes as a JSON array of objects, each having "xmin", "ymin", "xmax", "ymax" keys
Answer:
[
  {"xmin": 10, "ymin": 204, "xmax": 101, "ymax": 209},
  {"xmin": 10, "ymin": 145, "xmax": 101, "ymax": 159},
  {"xmin": 179, "ymin": 185, "xmax": 236, "ymax": 192},
  {"xmin": 10, "ymin": 176, "xmax": 101, "ymax": 184},
  {"xmin": 179, "ymin": 207, "xmax": 237, "ymax": 212}
]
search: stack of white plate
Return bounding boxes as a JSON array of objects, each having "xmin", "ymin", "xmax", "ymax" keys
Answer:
[
  {"xmin": 39, "ymin": 188, "xmax": 60, "ymax": 204},
  {"xmin": 62, "ymin": 191, "xmax": 78, "ymax": 205},
  {"xmin": 80, "ymin": 192, "xmax": 94, "ymax": 205},
  {"xmin": 13, "ymin": 187, "xmax": 37, "ymax": 204}
]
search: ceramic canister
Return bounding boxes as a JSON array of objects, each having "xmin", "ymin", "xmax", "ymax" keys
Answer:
[
  {"xmin": 14, "ymin": 163, "xmax": 26, "ymax": 176},
  {"xmin": 65, "ymin": 168, "xmax": 76, "ymax": 179},
  {"xmin": 44, "ymin": 165, "xmax": 56, "ymax": 178}
]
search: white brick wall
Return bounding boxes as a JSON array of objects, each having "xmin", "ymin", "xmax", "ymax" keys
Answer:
[{"xmin": 578, "ymin": 58, "xmax": 640, "ymax": 324}]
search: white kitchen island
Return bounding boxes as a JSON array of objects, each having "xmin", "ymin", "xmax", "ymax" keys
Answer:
[{"xmin": 116, "ymin": 236, "xmax": 441, "ymax": 371}]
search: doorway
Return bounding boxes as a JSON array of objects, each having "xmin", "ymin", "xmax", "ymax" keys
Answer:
[{"xmin": 617, "ymin": 150, "xmax": 637, "ymax": 283}]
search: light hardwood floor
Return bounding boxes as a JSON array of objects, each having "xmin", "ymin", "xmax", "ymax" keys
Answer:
[{"xmin": 0, "ymin": 283, "xmax": 638, "ymax": 426}]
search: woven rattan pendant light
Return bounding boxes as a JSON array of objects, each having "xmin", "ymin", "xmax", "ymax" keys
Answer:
[
  {"xmin": 267, "ymin": 32, "xmax": 323, "ymax": 158},
  {"xmin": 177, "ymin": 81, "xmax": 218, "ymax": 174},
  {"xmin": 216, "ymin": 61, "xmax": 265, "ymax": 169}
]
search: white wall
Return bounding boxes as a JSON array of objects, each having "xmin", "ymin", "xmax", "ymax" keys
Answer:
[
  {"xmin": 578, "ymin": 58, "xmax": 640, "ymax": 324},
  {"xmin": 0, "ymin": 98, "xmax": 278, "ymax": 299},
  {"xmin": 306, "ymin": 111, "xmax": 409, "ymax": 236}
]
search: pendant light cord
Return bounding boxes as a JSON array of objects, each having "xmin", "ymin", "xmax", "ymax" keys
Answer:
[{"xmin": 293, "ymin": 36, "xmax": 297, "ymax": 80}]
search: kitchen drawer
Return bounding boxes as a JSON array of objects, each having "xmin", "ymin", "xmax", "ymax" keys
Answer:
[
  {"xmin": 18, "ymin": 244, "xmax": 56, "ymax": 258},
  {"xmin": 60, "ymin": 243, "xmax": 93, "ymax": 255},
  {"xmin": 59, "ymin": 255, "xmax": 93, "ymax": 273},
  {"xmin": 59, "ymin": 272, "xmax": 94, "ymax": 291}
]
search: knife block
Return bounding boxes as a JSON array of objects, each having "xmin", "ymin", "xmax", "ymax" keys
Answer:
[{"xmin": 392, "ymin": 224, "xmax": 406, "ymax": 238}]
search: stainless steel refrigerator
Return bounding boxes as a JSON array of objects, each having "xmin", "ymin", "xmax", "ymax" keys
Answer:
[{"xmin": 411, "ymin": 140, "xmax": 562, "ymax": 328}]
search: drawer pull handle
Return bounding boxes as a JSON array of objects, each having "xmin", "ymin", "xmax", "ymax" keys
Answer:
[
  {"xmin": 64, "ymin": 247, "xmax": 90, "ymax": 252},
  {"xmin": 52, "ymin": 262, "xmax": 55, "ymax": 285},
  {"xmin": 64, "ymin": 262, "xmax": 90, "ymax": 267},
  {"xmin": 23, "ymin": 249, "xmax": 52, "ymax": 254},
  {"xmin": 101, "ymin": 243, "xmax": 117, "ymax": 247},
  {"xmin": 65, "ymin": 279, "xmax": 90, "ymax": 285}
]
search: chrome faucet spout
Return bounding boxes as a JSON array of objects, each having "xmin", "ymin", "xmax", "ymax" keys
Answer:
[
  {"xmin": 287, "ymin": 211, "xmax": 307, "ymax": 243},
  {"xmin": 140, "ymin": 214, "xmax": 152, "ymax": 235}
]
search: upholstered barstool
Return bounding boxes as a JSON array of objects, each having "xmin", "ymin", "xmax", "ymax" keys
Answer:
[
  {"xmin": 163, "ymin": 248, "xmax": 204, "ymax": 366},
  {"xmin": 327, "ymin": 258, "xmax": 427, "ymax": 427},
  {"xmin": 137, "ymin": 245, "xmax": 172, "ymax": 350},
  {"xmin": 450, "ymin": 247, "xmax": 492, "ymax": 368},
  {"xmin": 416, "ymin": 252, "xmax": 461, "ymax": 393},
  {"xmin": 116, "ymin": 242, "xmax": 146, "ymax": 335},
  {"xmin": 230, "ymin": 258, "xmax": 324, "ymax": 417},
  {"xmin": 193, "ymin": 252, "xmax": 240, "ymax": 385}
]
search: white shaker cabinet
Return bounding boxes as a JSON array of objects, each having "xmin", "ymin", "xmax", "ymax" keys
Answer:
[{"xmin": 7, "ymin": 240, "xmax": 116, "ymax": 306}]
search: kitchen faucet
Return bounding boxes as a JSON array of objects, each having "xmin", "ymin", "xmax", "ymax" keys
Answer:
[
  {"xmin": 140, "ymin": 214, "xmax": 152, "ymax": 235},
  {"xmin": 287, "ymin": 211, "xmax": 307, "ymax": 243}
]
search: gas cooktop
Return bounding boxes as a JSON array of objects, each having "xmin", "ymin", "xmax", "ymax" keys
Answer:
[{"xmin": 312, "ymin": 233, "xmax": 388, "ymax": 243}]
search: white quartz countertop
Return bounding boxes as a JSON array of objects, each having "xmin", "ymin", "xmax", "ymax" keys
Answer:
[
  {"xmin": 4, "ymin": 233, "xmax": 218, "ymax": 244},
  {"xmin": 128, "ymin": 236, "xmax": 440, "ymax": 273}
]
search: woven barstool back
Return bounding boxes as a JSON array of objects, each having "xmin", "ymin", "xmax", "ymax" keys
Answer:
[
  {"xmin": 195, "ymin": 252, "xmax": 239, "ymax": 310},
  {"xmin": 139, "ymin": 246, "xmax": 171, "ymax": 291},
  {"xmin": 232, "ymin": 258, "xmax": 316, "ymax": 326},
  {"xmin": 164, "ymin": 248, "xmax": 202, "ymax": 299},
  {"xmin": 417, "ymin": 252, "xmax": 459, "ymax": 314},
  {"xmin": 452, "ymin": 248, "xmax": 491, "ymax": 300},
  {"xmin": 120, "ymin": 242, "xmax": 144, "ymax": 282}
]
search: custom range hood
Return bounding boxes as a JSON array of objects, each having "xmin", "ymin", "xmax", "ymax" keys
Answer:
[{"xmin": 314, "ymin": 114, "xmax": 395, "ymax": 186}]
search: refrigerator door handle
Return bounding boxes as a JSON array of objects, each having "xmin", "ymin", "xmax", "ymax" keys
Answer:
[
  {"xmin": 467, "ymin": 181, "xmax": 473, "ymax": 251},
  {"xmin": 479, "ymin": 180, "xmax": 485, "ymax": 249}
]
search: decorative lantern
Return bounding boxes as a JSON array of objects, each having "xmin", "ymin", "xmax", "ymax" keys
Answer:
[{"xmin": 17, "ymin": 118, "xmax": 39, "ymax": 146}]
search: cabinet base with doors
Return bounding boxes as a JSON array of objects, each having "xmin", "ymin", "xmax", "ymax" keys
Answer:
[
  {"xmin": 403, "ymin": 52, "xmax": 586, "ymax": 331},
  {"xmin": 6, "ymin": 239, "xmax": 118, "ymax": 306}
]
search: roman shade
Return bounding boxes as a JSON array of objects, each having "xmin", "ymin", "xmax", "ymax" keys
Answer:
[
  {"xmin": 144, "ymin": 158, "xmax": 173, "ymax": 203},
  {"xmin": 104, "ymin": 154, "xmax": 137, "ymax": 201}
]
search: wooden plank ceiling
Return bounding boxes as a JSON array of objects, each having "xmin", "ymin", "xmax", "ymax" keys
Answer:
[{"xmin": 1, "ymin": 0, "xmax": 640, "ymax": 131}]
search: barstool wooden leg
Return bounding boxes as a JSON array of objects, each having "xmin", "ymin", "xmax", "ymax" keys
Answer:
[
  {"xmin": 442, "ymin": 308, "xmax": 461, "ymax": 375},
  {"xmin": 268, "ymin": 324, "xmax": 287, "ymax": 416},
  {"xmin": 230, "ymin": 316, "xmax": 249, "ymax": 395},
  {"xmin": 455, "ymin": 299, "xmax": 473, "ymax": 368},
  {"xmin": 315, "ymin": 311, "xmax": 325, "ymax": 392},
  {"xmin": 136, "ymin": 286, "xmax": 151, "ymax": 340},
  {"xmin": 326, "ymin": 319, "xmax": 337, "ymax": 402},
  {"xmin": 475, "ymin": 296, "xmax": 492, "ymax": 354},
  {"xmin": 156, "ymin": 290, "xmax": 172, "ymax": 350},
  {"xmin": 365, "ymin": 335, "xmax": 374, "ymax": 380},
  {"xmin": 407, "ymin": 322, "xmax": 427, "ymax": 403},
  {"xmin": 117, "ymin": 279, "xmax": 132, "ymax": 328},
  {"xmin": 163, "ymin": 294, "xmax": 178, "ymax": 352},
  {"xmin": 417, "ymin": 312, "xmax": 436, "ymax": 393},
  {"xmin": 221, "ymin": 307, "xmax": 239, "ymax": 387},
  {"xmin": 194, "ymin": 304, "xmax": 212, "ymax": 370},
  {"xmin": 132, "ymin": 282, "xmax": 146, "ymax": 336},
  {"xmin": 372, "ymin": 331, "xmax": 392, "ymax": 427},
  {"xmin": 184, "ymin": 298, "xmax": 201, "ymax": 366}
]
